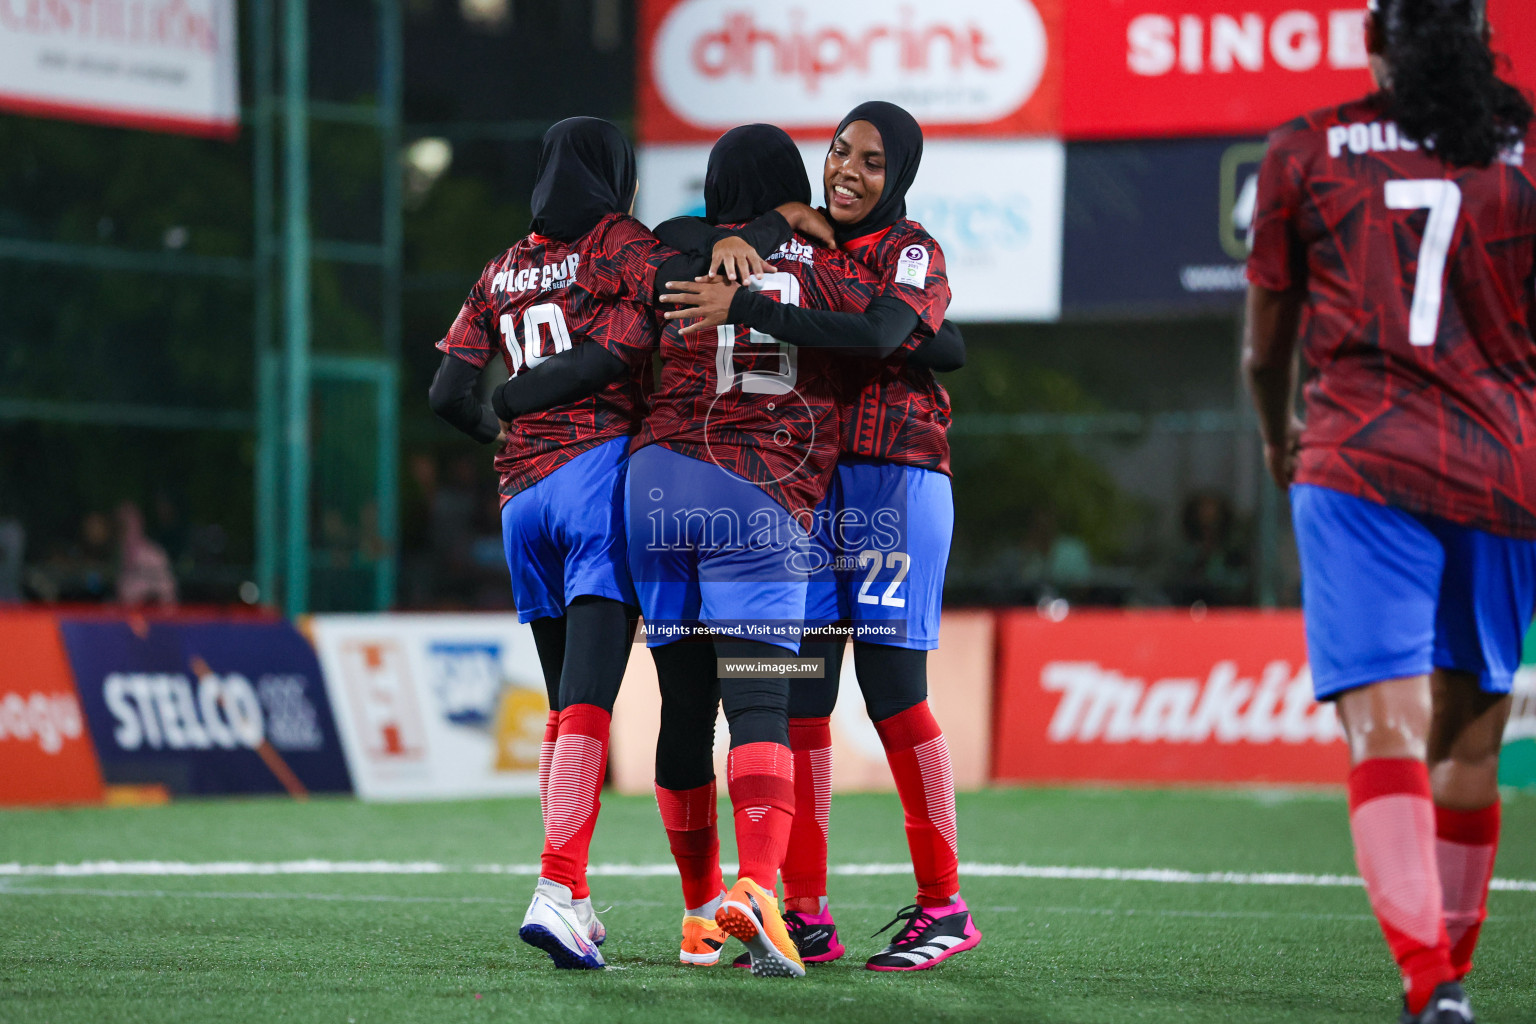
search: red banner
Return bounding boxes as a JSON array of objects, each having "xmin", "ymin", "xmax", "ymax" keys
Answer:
[
  {"xmin": 1062, "ymin": 0, "xmax": 1536, "ymax": 140},
  {"xmin": 0, "ymin": 611, "xmax": 105, "ymax": 806},
  {"xmin": 993, "ymin": 609, "xmax": 1349, "ymax": 785},
  {"xmin": 635, "ymin": 0, "xmax": 1062, "ymax": 143}
]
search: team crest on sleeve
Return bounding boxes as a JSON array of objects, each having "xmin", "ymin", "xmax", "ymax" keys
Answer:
[{"xmin": 895, "ymin": 244, "xmax": 929, "ymax": 289}]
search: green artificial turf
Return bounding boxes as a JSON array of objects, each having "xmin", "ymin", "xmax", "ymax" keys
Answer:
[{"xmin": 1, "ymin": 789, "xmax": 1533, "ymax": 1024}]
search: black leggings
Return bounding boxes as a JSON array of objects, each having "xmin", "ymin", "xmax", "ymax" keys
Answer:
[
  {"xmin": 787, "ymin": 636, "xmax": 928, "ymax": 724},
  {"xmin": 653, "ymin": 637, "xmax": 794, "ymax": 790},
  {"xmin": 528, "ymin": 595, "xmax": 636, "ymax": 713}
]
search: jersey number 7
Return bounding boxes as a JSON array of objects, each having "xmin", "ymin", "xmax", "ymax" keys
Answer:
[{"xmin": 1385, "ymin": 179, "xmax": 1462, "ymax": 348}]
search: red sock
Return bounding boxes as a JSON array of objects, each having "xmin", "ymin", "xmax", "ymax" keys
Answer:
[
  {"xmin": 539, "ymin": 703, "xmax": 609, "ymax": 900},
  {"xmin": 1435, "ymin": 801, "xmax": 1500, "ymax": 979},
  {"xmin": 537, "ymin": 710, "xmax": 558, "ymax": 824},
  {"xmin": 1348, "ymin": 759, "xmax": 1454, "ymax": 1014},
  {"xmin": 875, "ymin": 702, "xmax": 959, "ymax": 907},
  {"xmin": 727, "ymin": 742, "xmax": 795, "ymax": 891},
  {"xmin": 655, "ymin": 780, "xmax": 723, "ymax": 910},
  {"xmin": 781, "ymin": 717, "xmax": 832, "ymax": 901}
]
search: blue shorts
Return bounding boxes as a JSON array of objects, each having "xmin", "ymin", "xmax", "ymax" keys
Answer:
[
  {"xmin": 1293, "ymin": 483, "xmax": 1536, "ymax": 699},
  {"xmin": 500, "ymin": 436, "xmax": 636, "ymax": 623},
  {"xmin": 804, "ymin": 458, "xmax": 953, "ymax": 651},
  {"xmin": 625, "ymin": 444, "xmax": 810, "ymax": 653}
]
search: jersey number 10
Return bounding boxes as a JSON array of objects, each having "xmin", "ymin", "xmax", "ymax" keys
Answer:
[
  {"xmin": 1385, "ymin": 179, "xmax": 1462, "ymax": 348},
  {"xmin": 499, "ymin": 302, "xmax": 572, "ymax": 375}
]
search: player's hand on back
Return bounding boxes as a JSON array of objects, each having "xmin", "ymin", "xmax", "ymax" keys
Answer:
[
  {"xmin": 709, "ymin": 236, "xmax": 767, "ymax": 283},
  {"xmin": 775, "ymin": 201, "xmax": 835, "ymax": 247},
  {"xmin": 661, "ymin": 275, "xmax": 741, "ymax": 337},
  {"xmin": 1264, "ymin": 416, "xmax": 1304, "ymax": 489}
]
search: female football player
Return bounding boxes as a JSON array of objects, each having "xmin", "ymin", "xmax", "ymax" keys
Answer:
[
  {"xmin": 1245, "ymin": 2, "xmax": 1534, "ymax": 1020},
  {"xmin": 664, "ymin": 101, "xmax": 976, "ymax": 972},
  {"xmin": 427, "ymin": 116, "xmax": 820, "ymax": 970}
]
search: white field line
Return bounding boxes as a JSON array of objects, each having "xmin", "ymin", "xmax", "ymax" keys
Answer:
[
  {"xmin": 0, "ymin": 860, "xmax": 1533, "ymax": 892},
  {"xmin": 0, "ymin": 884, "xmax": 1392, "ymax": 923}
]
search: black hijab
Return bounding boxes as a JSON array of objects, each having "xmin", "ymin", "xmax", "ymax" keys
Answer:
[
  {"xmin": 704, "ymin": 124, "xmax": 811, "ymax": 226},
  {"xmin": 827, "ymin": 101, "xmax": 923, "ymax": 244},
  {"xmin": 528, "ymin": 117, "xmax": 637, "ymax": 242}
]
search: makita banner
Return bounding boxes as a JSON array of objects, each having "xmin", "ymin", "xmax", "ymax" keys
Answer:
[
  {"xmin": 636, "ymin": 0, "xmax": 1062, "ymax": 143},
  {"xmin": 0, "ymin": 0, "xmax": 240, "ymax": 138},
  {"xmin": 59, "ymin": 616, "xmax": 353, "ymax": 796},
  {"xmin": 993, "ymin": 610, "xmax": 1348, "ymax": 784},
  {"xmin": 0, "ymin": 611, "xmax": 105, "ymax": 806},
  {"xmin": 1061, "ymin": 0, "xmax": 1536, "ymax": 140}
]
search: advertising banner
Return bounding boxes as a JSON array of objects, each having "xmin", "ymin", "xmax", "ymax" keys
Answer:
[
  {"xmin": 0, "ymin": 611, "xmax": 105, "ymax": 806},
  {"xmin": 1061, "ymin": 136, "xmax": 1263, "ymax": 314},
  {"xmin": 610, "ymin": 612, "xmax": 995, "ymax": 795},
  {"xmin": 59, "ymin": 617, "xmax": 352, "ymax": 796},
  {"xmin": 636, "ymin": 0, "xmax": 1061, "ymax": 143},
  {"xmin": 1498, "ymin": 627, "xmax": 1536, "ymax": 789},
  {"xmin": 638, "ymin": 139, "xmax": 1065, "ymax": 322},
  {"xmin": 308, "ymin": 615, "xmax": 550, "ymax": 801},
  {"xmin": 1061, "ymin": 0, "xmax": 1536, "ymax": 140},
  {"xmin": 993, "ymin": 609, "xmax": 1348, "ymax": 785},
  {"xmin": 0, "ymin": 0, "xmax": 240, "ymax": 138}
]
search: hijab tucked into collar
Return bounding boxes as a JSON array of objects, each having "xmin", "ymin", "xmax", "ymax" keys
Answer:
[
  {"xmin": 828, "ymin": 101, "xmax": 924, "ymax": 245},
  {"xmin": 528, "ymin": 117, "xmax": 637, "ymax": 242},
  {"xmin": 704, "ymin": 123, "xmax": 812, "ymax": 226}
]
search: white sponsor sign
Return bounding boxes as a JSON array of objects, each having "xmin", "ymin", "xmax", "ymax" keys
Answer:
[
  {"xmin": 638, "ymin": 139, "xmax": 1064, "ymax": 322},
  {"xmin": 0, "ymin": 0, "xmax": 239, "ymax": 137},
  {"xmin": 649, "ymin": 0, "xmax": 1049, "ymax": 134},
  {"xmin": 310, "ymin": 615, "xmax": 549, "ymax": 801}
]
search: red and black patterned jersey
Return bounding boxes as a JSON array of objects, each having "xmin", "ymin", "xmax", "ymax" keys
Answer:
[
  {"xmin": 436, "ymin": 213, "xmax": 671, "ymax": 503},
  {"xmin": 839, "ymin": 219, "xmax": 954, "ymax": 474},
  {"xmin": 1248, "ymin": 98, "xmax": 1536, "ymax": 538},
  {"xmin": 635, "ymin": 230, "xmax": 881, "ymax": 520}
]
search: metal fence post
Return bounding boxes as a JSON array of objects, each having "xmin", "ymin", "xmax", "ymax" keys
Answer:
[{"xmin": 282, "ymin": 0, "xmax": 312, "ymax": 615}]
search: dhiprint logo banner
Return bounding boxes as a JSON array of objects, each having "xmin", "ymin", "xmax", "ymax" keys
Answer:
[{"xmin": 637, "ymin": 0, "xmax": 1061, "ymax": 141}]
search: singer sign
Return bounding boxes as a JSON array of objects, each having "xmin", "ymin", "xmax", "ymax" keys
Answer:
[
  {"xmin": 636, "ymin": 0, "xmax": 1062, "ymax": 142},
  {"xmin": 1061, "ymin": 0, "xmax": 1536, "ymax": 139}
]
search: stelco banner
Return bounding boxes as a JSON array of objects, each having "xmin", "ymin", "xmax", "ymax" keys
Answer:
[
  {"xmin": 59, "ymin": 617, "xmax": 353, "ymax": 796},
  {"xmin": 636, "ymin": 0, "xmax": 1062, "ymax": 142},
  {"xmin": 993, "ymin": 610, "xmax": 1349, "ymax": 784},
  {"xmin": 1061, "ymin": 0, "xmax": 1536, "ymax": 140},
  {"xmin": 638, "ymin": 140, "xmax": 1065, "ymax": 322},
  {"xmin": 308, "ymin": 615, "xmax": 551, "ymax": 801},
  {"xmin": 0, "ymin": 0, "xmax": 240, "ymax": 138}
]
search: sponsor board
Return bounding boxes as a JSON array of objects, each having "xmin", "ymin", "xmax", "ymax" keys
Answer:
[
  {"xmin": 308, "ymin": 615, "xmax": 549, "ymax": 800},
  {"xmin": 610, "ymin": 612, "xmax": 993, "ymax": 795},
  {"xmin": 0, "ymin": 612, "xmax": 105, "ymax": 805},
  {"xmin": 59, "ymin": 617, "xmax": 352, "ymax": 796},
  {"xmin": 638, "ymin": 139, "xmax": 1065, "ymax": 322},
  {"xmin": 636, "ymin": 0, "xmax": 1061, "ymax": 143},
  {"xmin": 1061, "ymin": 0, "xmax": 1536, "ymax": 140},
  {"xmin": 0, "ymin": 0, "xmax": 240, "ymax": 138},
  {"xmin": 993, "ymin": 610, "xmax": 1348, "ymax": 784},
  {"xmin": 1499, "ymin": 628, "xmax": 1536, "ymax": 789},
  {"xmin": 1061, "ymin": 136, "xmax": 1263, "ymax": 314}
]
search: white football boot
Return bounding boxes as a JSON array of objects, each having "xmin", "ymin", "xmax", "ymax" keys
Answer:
[
  {"xmin": 573, "ymin": 895, "xmax": 606, "ymax": 947},
  {"xmin": 519, "ymin": 878, "xmax": 605, "ymax": 969}
]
